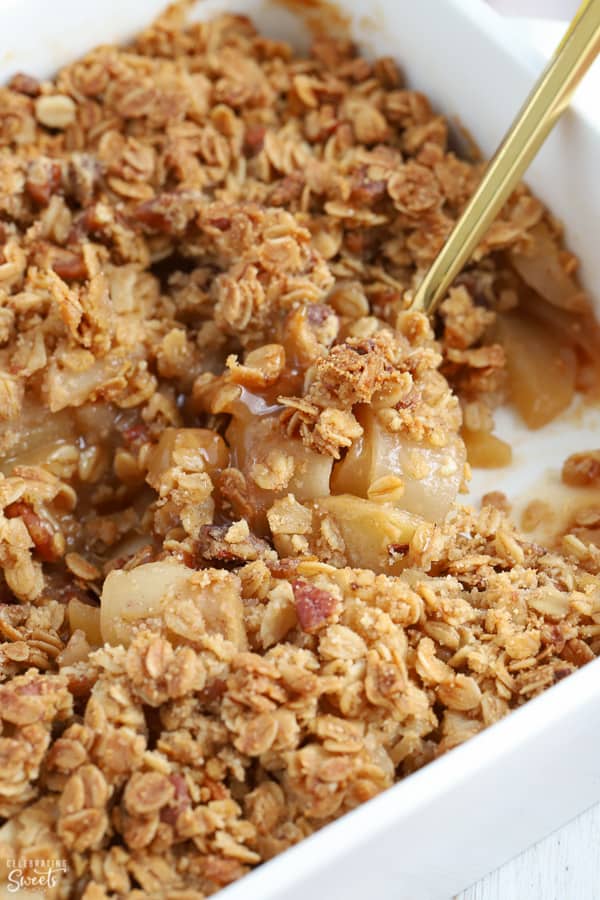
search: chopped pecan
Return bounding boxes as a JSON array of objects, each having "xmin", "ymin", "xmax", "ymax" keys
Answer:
[
  {"xmin": 196, "ymin": 524, "xmax": 274, "ymax": 565},
  {"xmin": 5, "ymin": 501, "xmax": 63, "ymax": 563},
  {"xmin": 122, "ymin": 422, "xmax": 150, "ymax": 448},
  {"xmin": 349, "ymin": 167, "xmax": 387, "ymax": 205},
  {"xmin": 292, "ymin": 579, "xmax": 337, "ymax": 633},
  {"xmin": 562, "ymin": 450, "xmax": 600, "ymax": 487},
  {"xmin": 243, "ymin": 123, "xmax": 266, "ymax": 156},
  {"xmin": 25, "ymin": 159, "xmax": 62, "ymax": 206},
  {"xmin": 268, "ymin": 174, "xmax": 304, "ymax": 207},
  {"xmin": 159, "ymin": 773, "xmax": 191, "ymax": 826},
  {"xmin": 67, "ymin": 153, "xmax": 103, "ymax": 207},
  {"xmin": 9, "ymin": 72, "xmax": 41, "ymax": 96},
  {"xmin": 134, "ymin": 191, "xmax": 200, "ymax": 234},
  {"xmin": 51, "ymin": 248, "xmax": 88, "ymax": 281}
]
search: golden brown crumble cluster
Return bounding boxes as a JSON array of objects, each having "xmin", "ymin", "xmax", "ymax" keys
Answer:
[{"xmin": 1, "ymin": 6, "xmax": 600, "ymax": 898}]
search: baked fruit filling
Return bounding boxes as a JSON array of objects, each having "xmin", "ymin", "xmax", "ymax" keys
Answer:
[{"xmin": 1, "ymin": 7, "xmax": 600, "ymax": 897}]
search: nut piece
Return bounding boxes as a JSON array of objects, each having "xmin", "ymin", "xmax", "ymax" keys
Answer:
[
  {"xmin": 562, "ymin": 450, "xmax": 600, "ymax": 487},
  {"xmin": 292, "ymin": 579, "xmax": 337, "ymax": 633},
  {"xmin": 35, "ymin": 94, "xmax": 77, "ymax": 129}
]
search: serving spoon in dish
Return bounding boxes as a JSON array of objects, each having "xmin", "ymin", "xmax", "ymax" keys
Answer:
[{"xmin": 410, "ymin": 0, "xmax": 600, "ymax": 316}]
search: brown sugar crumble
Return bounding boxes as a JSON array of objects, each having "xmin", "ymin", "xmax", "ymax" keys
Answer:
[{"xmin": 1, "ymin": 5, "xmax": 600, "ymax": 897}]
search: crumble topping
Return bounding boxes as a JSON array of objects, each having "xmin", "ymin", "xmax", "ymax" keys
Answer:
[{"xmin": 0, "ymin": 6, "xmax": 599, "ymax": 897}]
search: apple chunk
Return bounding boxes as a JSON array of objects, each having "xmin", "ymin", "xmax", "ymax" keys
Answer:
[
  {"xmin": 495, "ymin": 313, "xmax": 576, "ymax": 429},
  {"xmin": 100, "ymin": 559, "xmax": 191, "ymax": 646},
  {"xmin": 100, "ymin": 558, "xmax": 247, "ymax": 650},
  {"xmin": 227, "ymin": 414, "xmax": 333, "ymax": 528},
  {"xmin": 332, "ymin": 409, "xmax": 465, "ymax": 522},
  {"xmin": 146, "ymin": 428, "xmax": 229, "ymax": 489},
  {"xmin": 314, "ymin": 495, "xmax": 420, "ymax": 574}
]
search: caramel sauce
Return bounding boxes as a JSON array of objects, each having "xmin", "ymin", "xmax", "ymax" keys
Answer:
[
  {"xmin": 0, "ymin": 401, "xmax": 149, "ymax": 566},
  {"xmin": 237, "ymin": 387, "xmax": 285, "ymax": 419}
]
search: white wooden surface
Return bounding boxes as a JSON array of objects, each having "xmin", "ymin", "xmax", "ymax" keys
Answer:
[{"xmin": 456, "ymin": 804, "xmax": 600, "ymax": 900}]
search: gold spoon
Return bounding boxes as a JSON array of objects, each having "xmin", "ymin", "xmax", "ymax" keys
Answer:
[{"xmin": 410, "ymin": 0, "xmax": 600, "ymax": 316}]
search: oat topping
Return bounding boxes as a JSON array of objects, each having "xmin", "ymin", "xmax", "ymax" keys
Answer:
[{"xmin": 0, "ymin": 6, "xmax": 599, "ymax": 897}]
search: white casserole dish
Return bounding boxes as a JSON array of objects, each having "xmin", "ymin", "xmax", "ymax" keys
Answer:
[{"xmin": 3, "ymin": 1, "xmax": 600, "ymax": 897}]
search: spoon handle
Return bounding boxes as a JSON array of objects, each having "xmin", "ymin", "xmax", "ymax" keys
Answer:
[{"xmin": 410, "ymin": 0, "xmax": 600, "ymax": 315}]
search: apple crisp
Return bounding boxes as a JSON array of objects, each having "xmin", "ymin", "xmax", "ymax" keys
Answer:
[{"xmin": 1, "ymin": 5, "xmax": 600, "ymax": 898}]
